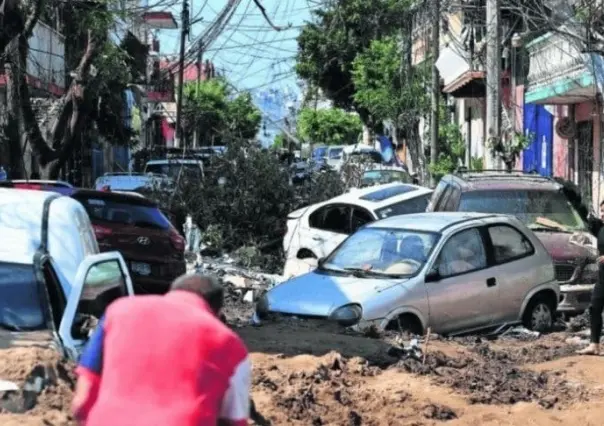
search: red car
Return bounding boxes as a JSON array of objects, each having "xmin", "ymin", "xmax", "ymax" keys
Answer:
[{"xmin": 0, "ymin": 180, "xmax": 186, "ymax": 294}]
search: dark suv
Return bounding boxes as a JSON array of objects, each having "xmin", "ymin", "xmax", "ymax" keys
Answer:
[{"xmin": 427, "ymin": 171, "xmax": 597, "ymax": 315}]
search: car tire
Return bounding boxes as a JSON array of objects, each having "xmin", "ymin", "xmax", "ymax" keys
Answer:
[{"xmin": 522, "ymin": 295, "xmax": 555, "ymax": 332}]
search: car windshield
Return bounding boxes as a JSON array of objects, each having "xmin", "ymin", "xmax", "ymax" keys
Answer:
[
  {"xmin": 458, "ymin": 190, "xmax": 587, "ymax": 231},
  {"xmin": 375, "ymin": 194, "xmax": 432, "ymax": 219},
  {"xmin": 350, "ymin": 152, "xmax": 383, "ymax": 164},
  {"xmin": 329, "ymin": 148, "xmax": 343, "ymax": 159},
  {"xmin": 313, "ymin": 147, "xmax": 327, "ymax": 159},
  {"xmin": 145, "ymin": 163, "xmax": 202, "ymax": 181},
  {"xmin": 362, "ymin": 170, "xmax": 411, "ymax": 186},
  {"xmin": 0, "ymin": 262, "xmax": 45, "ymax": 331},
  {"xmin": 322, "ymin": 228, "xmax": 439, "ymax": 277},
  {"xmin": 74, "ymin": 197, "xmax": 172, "ymax": 229}
]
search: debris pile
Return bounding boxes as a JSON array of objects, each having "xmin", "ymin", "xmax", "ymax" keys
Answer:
[
  {"xmin": 0, "ymin": 348, "xmax": 76, "ymax": 425},
  {"xmin": 386, "ymin": 338, "xmax": 587, "ymax": 408}
]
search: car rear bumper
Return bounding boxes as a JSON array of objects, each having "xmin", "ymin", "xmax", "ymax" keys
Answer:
[
  {"xmin": 558, "ymin": 283, "xmax": 594, "ymax": 314},
  {"xmin": 129, "ymin": 260, "xmax": 186, "ymax": 294}
]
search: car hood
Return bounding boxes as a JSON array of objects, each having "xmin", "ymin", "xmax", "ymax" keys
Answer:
[
  {"xmin": 535, "ymin": 231, "xmax": 596, "ymax": 262},
  {"xmin": 266, "ymin": 271, "xmax": 407, "ymax": 317}
]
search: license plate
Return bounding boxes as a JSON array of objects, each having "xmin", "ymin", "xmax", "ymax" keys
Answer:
[{"xmin": 131, "ymin": 262, "xmax": 151, "ymax": 276}]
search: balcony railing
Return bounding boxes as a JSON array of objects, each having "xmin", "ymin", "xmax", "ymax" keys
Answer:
[
  {"xmin": 525, "ymin": 31, "xmax": 590, "ymax": 91},
  {"xmin": 0, "ymin": 22, "xmax": 65, "ymax": 96},
  {"xmin": 145, "ymin": 79, "xmax": 174, "ymax": 102},
  {"xmin": 27, "ymin": 22, "xmax": 65, "ymax": 95}
]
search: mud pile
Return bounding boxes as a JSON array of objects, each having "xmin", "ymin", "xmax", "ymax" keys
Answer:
[
  {"xmin": 0, "ymin": 348, "xmax": 76, "ymax": 425},
  {"xmin": 394, "ymin": 341, "xmax": 587, "ymax": 407},
  {"xmin": 251, "ymin": 351, "xmax": 458, "ymax": 425}
]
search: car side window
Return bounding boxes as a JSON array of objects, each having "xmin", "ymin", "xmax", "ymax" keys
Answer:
[
  {"xmin": 309, "ymin": 205, "xmax": 350, "ymax": 234},
  {"xmin": 487, "ymin": 225, "xmax": 534, "ymax": 264},
  {"xmin": 435, "ymin": 228, "xmax": 487, "ymax": 277},
  {"xmin": 351, "ymin": 207, "xmax": 374, "ymax": 232},
  {"xmin": 443, "ymin": 185, "xmax": 460, "ymax": 211}
]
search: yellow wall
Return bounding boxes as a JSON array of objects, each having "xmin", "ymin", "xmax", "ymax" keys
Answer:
[{"xmin": 411, "ymin": 11, "xmax": 464, "ymax": 66}]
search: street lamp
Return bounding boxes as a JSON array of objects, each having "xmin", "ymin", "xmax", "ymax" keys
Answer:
[{"xmin": 511, "ymin": 33, "xmax": 523, "ymax": 48}]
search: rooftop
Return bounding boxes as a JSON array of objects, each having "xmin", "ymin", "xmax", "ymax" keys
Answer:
[{"xmin": 368, "ymin": 212, "xmax": 499, "ymax": 232}]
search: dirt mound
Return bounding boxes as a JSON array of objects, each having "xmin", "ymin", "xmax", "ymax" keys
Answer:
[
  {"xmin": 251, "ymin": 351, "xmax": 458, "ymax": 425},
  {"xmin": 394, "ymin": 344, "xmax": 587, "ymax": 407},
  {"xmin": 0, "ymin": 348, "xmax": 76, "ymax": 425}
]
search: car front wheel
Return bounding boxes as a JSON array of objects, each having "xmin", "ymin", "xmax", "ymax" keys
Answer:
[{"xmin": 523, "ymin": 296, "xmax": 555, "ymax": 332}]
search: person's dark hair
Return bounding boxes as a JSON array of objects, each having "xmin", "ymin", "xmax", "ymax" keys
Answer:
[
  {"xmin": 170, "ymin": 274, "xmax": 224, "ymax": 314},
  {"xmin": 600, "ymin": 200, "xmax": 604, "ymax": 207}
]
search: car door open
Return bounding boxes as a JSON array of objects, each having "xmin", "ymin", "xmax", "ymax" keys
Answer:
[{"xmin": 58, "ymin": 251, "xmax": 134, "ymax": 359}]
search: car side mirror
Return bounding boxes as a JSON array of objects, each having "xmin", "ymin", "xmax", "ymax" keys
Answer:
[{"xmin": 425, "ymin": 268, "xmax": 441, "ymax": 283}]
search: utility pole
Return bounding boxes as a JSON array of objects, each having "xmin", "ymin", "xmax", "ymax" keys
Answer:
[
  {"xmin": 485, "ymin": 0, "xmax": 501, "ymax": 169},
  {"xmin": 194, "ymin": 41, "xmax": 203, "ymax": 148},
  {"xmin": 429, "ymin": 0, "xmax": 440, "ymax": 187},
  {"xmin": 174, "ymin": 0, "xmax": 190, "ymax": 148},
  {"xmin": 196, "ymin": 41, "xmax": 204, "ymax": 91}
]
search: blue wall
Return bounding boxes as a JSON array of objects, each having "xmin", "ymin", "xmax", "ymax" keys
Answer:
[{"xmin": 523, "ymin": 103, "xmax": 553, "ymax": 176}]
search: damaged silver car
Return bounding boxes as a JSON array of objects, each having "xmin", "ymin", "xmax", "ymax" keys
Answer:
[{"xmin": 255, "ymin": 212, "xmax": 560, "ymax": 335}]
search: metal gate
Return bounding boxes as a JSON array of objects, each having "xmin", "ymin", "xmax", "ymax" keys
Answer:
[{"xmin": 576, "ymin": 120, "xmax": 593, "ymax": 208}]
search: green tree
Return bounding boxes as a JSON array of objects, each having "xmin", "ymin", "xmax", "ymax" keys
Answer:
[
  {"xmin": 427, "ymin": 102, "xmax": 465, "ymax": 181},
  {"xmin": 352, "ymin": 36, "xmax": 429, "ymax": 174},
  {"xmin": 296, "ymin": 0, "xmax": 410, "ymax": 123},
  {"xmin": 297, "ymin": 107, "xmax": 362, "ymax": 145},
  {"xmin": 183, "ymin": 78, "xmax": 261, "ymax": 146},
  {"xmin": 0, "ymin": 0, "xmax": 139, "ymax": 178},
  {"xmin": 272, "ymin": 132, "xmax": 286, "ymax": 148}
]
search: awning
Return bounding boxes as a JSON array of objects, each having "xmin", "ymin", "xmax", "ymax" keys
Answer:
[
  {"xmin": 442, "ymin": 70, "xmax": 486, "ymax": 98},
  {"xmin": 142, "ymin": 11, "xmax": 178, "ymax": 30}
]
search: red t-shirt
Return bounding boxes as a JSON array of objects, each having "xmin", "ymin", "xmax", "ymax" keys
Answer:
[{"xmin": 76, "ymin": 291, "xmax": 250, "ymax": 426}]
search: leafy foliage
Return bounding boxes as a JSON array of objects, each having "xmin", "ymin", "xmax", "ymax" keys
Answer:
[
  {"xmin": 295, "ymin": 0, "xmax": 412, "ymax": 113},
  {"xmin": 183, "ymin": 78, "xmax": 262, "ymax": 146},
  {"xmin": 352, "ymin": 37, "xmax": 429, "ymax": 126},
  {"xmin": 427, "ymin": 102, "xmax": 465, "ymax": 181},
  {"xmin": 296, "ymin": 107, "xmax": 362, "ymax": 145}
]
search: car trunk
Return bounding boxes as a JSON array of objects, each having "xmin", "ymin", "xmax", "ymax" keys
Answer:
[{"xmin": 96, "ymin": 222, "xmax": 179, "ymax": 274}]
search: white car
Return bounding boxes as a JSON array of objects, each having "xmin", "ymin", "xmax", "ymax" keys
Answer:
[
  {"xmin": 283, "ymin": 182, "xmax": 433, "ymax": 263},
  {"xmin": 0, "ymin": 189, "xmax": 135, "ymax": 361}
]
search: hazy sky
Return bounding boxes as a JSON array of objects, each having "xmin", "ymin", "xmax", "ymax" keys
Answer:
[{"xmin": 157, "ymin": 0, "xmax": 315, "ymax": 95}]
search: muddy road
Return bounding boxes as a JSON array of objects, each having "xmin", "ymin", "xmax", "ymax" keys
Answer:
[{"xmin": 1, "ymin": 306, "xmax": 603, "ymax": 425}]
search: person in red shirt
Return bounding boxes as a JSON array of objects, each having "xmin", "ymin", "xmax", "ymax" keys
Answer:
[{"xmin": 71, "ymin": 274, "xmax": 251, "ymax": 426}]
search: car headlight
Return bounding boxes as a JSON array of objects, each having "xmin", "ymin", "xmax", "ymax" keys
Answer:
[
  {"xmin": 581, "ymin": 262, "xmax": 599, "ymax": 284},
  {"xmin": 255, "ymin": 293, "xmax": 269, "ymax": 319},
  {"xmin": 328, "ymin": 304, "xmax": 363, "ymax": 327},
  {"xmin": 570, "ymin": 232, "xmax": 598, "ymax": 252}
]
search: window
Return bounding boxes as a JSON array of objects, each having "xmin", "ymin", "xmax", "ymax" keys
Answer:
[
  {"xmin": 375, "ymin": 194, "xmax": 431, "ymax": 219},
  {"xmin": 351, "ymin": 207, "xmax": 374, "ymax": 232},
  {"xmin": 436, "ymin": 228, "xmax": 487, "ymax": 277},
  {"xmin": 0, "ymin": 262, "xmax": 45, "ymax": 330},
  {"xmin": 360, "ymin": 184, "xmax": 419, "ymax": 201},
  {"xmin": 74, "ymin": 196, "xmax": 171, "ymax": 229},
  {"xmin": 458, "ymin": 190, "xmax": 587, "ymax": 231},
  {"xmin": 145, "ymin": 163, "xmax": 202, "ymax": 181},
  {"xmin": 329, "ymin": 148, "xmax": 343, "ymax": 159},
  {"xmin": 309, "ymin": 205, "xmax": 350, "ymax": 234},
  {"xmin": 487, "ymin": 225, "xmax": 534, "ymax": 264},
  {"xmin": 73, "ymin": 260, "xmax": 128, "ymax": 339},
  {"xmin": 435, "ymin": 185, "xmax": 454, "ymax": 211},
  {"xmin": 322, "ymin": 228, "xmax": 439, "ymax": 277}
]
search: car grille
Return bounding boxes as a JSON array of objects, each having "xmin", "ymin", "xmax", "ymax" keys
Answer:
[{"xmin": 554, "ymin": 263, "xmax": 576, "ymax": 283}]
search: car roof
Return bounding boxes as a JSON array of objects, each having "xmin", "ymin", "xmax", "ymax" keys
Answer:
[
  {"xmin": 363, "ymin": 166, "xmax": 408, "ymax": 173},
  {"xmin": 71, "ymin": 188, "xmax": 158, "ymax": 207},
  {"xmin": 330, "ymin": 183, "xmax": 432, "ymax": 210},
  {"xmin": 146, "ymin": 159, "xmax": 200, "ymax": 165},
  {"xmin": 449, "ymin": 172, "xmax": 561, "ymax": 191},
  {"xmin": 0, "ymin": 187, "xmax": 62, "ymax": 206},
  {"xmin": 366, "ymin": 212, "xmax": 500, "ymax": 232},
  {"xmin": 7, "ymin": 179, "xmax": 73, "ymax": 187}
]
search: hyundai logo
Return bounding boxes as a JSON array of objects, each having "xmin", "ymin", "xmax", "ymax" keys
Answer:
[{"xmin": 137, "ymin": 236, "xmax": 151, "ymax": 246}]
